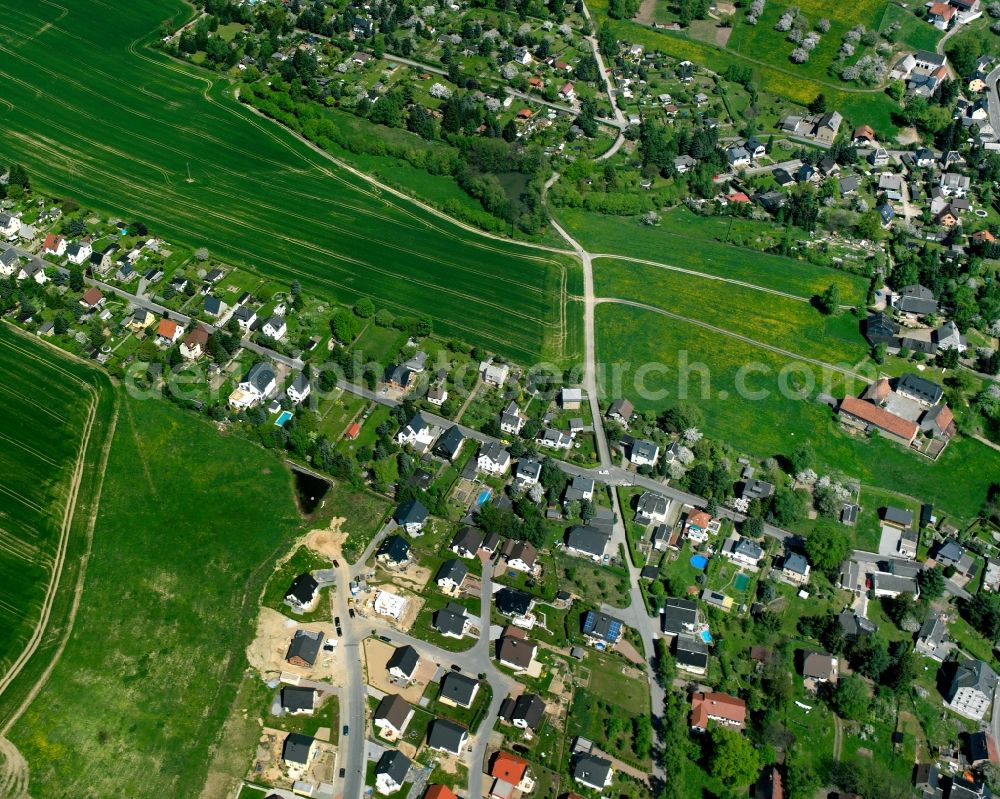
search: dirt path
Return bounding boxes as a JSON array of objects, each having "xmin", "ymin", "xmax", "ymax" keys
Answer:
[{"xmin": 832, "ymin": 714, "xmax": 844, "ymax": 762}]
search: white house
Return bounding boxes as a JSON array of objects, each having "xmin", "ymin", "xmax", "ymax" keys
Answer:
[
  {"xmin": 0, "ymin": 249, "xmax": 19, "ymax": 277},
  {"xmin": 722, "ymin": 536, "xmax": 763, "ymax": 568},
  {"xmin": 479, "ymin": 359, "xmax": 510, "ymax": 387},
  {"xmin": 0, "ymin": 213, "xmax": 18, "ymax": 239},
  {"xmin": 629, "ymin": 439, "xmax": 660, "ymax": 467},
  {"xmin": 43, "ymin": 234, "xmax": 66, "ymax": 257},
  {"xmin": 944, "ymin": 660, "xmax": 997, "ymax": 721},
  {"xmin": 287, "ymin": 372, "xmax": 312, "ymax": 404},
  {"xmin": 66, "ymin": 242, "xmax": 93, "ymax": 266},
  {"xmin": 506, "ymin": 541, "xmax": 538, "ymax": 573},
  {"xmin": 179, "ymin": 326, "xmax": 209, "ymax": 361},
  {"xmin": 500, "ymin": 401, "xmax": 528, "ymax": 435},
  {"xmin": 262, "ymin": 315, "xmax": 287, "ymax": 341},
  {"xmin": 229, "ymin": 362, "xmax": 277, "ymax": 410},
  {"xmin": 373, "ymin": 694, "xmax": 414, "ymax": 740},
  {"xmin": 477, "ymin": 442, "xmax": 511, "ymax": 476},
  {"xmin": 537, "ymin": 429, "xmax": 573, "ymax": 450},
  {"xmin": 375, "ymin": 750, "xmax": 411, "ymax": 795},
  {"xmin": 514, "ymin": 458, "xmax": 542, "ymax": 490},
  {"xmin": 396, "ymin": 413, "xmax": 435, "ymax": 450}
]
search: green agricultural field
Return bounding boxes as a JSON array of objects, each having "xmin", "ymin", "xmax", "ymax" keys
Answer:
[
  {"xmin": 0, "ymin": 327, "xmax": 112, "ymax": 688},
  {"xmin": 7, "ymin": 394, "xmax": 308, "ymax": 798},
  {"xmin": 593, "ymin": 258, "xmax": 868, "ymax": 367},
  {"xmin": 596, "ymin": 304, "xmax": 1000, "ymax": 521},
  {"xmin": 555, "ymin": 207, "xmax": 869, "ymax": 303},
  {"xmin": 0, "ymin": 1, "xmax": 578, "ymax": 366}
]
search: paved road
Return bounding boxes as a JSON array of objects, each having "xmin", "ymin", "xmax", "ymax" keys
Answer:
[
  {"xmin": 986, "ymin": 64, "xmax": 1000, "ymax": 142},
  {"xmin": 332, "ymin": 555, "xmax": 366, "ymax": 799}
]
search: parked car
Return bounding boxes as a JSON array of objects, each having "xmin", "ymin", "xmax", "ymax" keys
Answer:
[{"xmin": 343, "ymin": 725, "xmax": 349, "ymax": 736}]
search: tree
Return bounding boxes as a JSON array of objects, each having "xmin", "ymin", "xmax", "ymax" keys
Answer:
[
  {"xmin": 709, "ymin": 727, "xmax": 761, "ymax": 789},
  {"xmin": 68, "ymin": 269, "xmax": 84, "ymax": 292},
  {"xmin": 808, "ymin": 93, "xmax": 827, "ymax": 113},
  {"xmin": 789, "ymin": 441, "xmax": 814, "ymax": 475},
  {"xmin": 917, "ymin": 566, "xmax": 945, "ymax": 600},
  {"xmin": 830, "ymin": 674, "xmax": 870, "ymax": 721},
  {"xmin": 355, "ymin": 297, "xmax": 375, "ymax": 318},
  {"xmin": 804, "ymin": 524, "xmax": 850, "ymax": 575},
  {"xmin": 816, "ymin": 282, "xmax": 840, "ymax": 315},
  {"xmin": 769, "ymin": 487, "xmax": 806, "ymax": 526},
  {"xmin": 743, "ymin": 516, "xmax": 764, "ymax": 537}
]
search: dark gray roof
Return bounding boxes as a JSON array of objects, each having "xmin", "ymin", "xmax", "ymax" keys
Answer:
[
  {"xmin": 386, "ymin": 644, "xmax": 419, "ymax": 677},
  {"xmin": 731, "ymin": 536, "xmax": 763, "ymax": 561},
  {"xmin": 289, "ymin": 372, "xmax": 310, "ymax": 394},
  {"xmin": 573, "ymin": 754, "xmax": 613, "ymax": 787},
  {"xmin": 378, "ymin": 534, "xmax": 410, "ymax": 564},
  {"xmin": 285, "ymin": 573, "xmax": 319, "ymax": 605},
  {"xmin": 675, "ymin": 632, "xmax": 708, "ymax": 668},
  {"xmin": 936, "ymin": 539, "xmax": 965, "ymax": 565},
  {"xmin": 450, "ymin": 526, "xmax": 482, "ymax": 554},
  {"xmin": 374, "ymin": 694, "xmax": 413, "ymax": 730},
  {"xmin": 740, "ymin": 479, "xmax": 775, "ymax": 500},
  {"xmin": 282, "ymin": 732, "xmax": 315, "ymax": 765},
  {"xmin": 512, "ymin": 693, "xmax": 546, "ymax": 729},
  {"xmin": 426, "ymin": 718, "xmax": 467, "ymax": 753},
  {"xmin": 393, "ymin": 500, "xmax": 428, "ymax": 527},
  {"xmin": 566, "ymin": 525, "xmax": 611, "ymax": 557},
  {"xmin": 439, "ymin": 671, "xmax": 478, "ymax": 706},
  {"xmin": 285, "ymin": 629, "xmax": 322, "ymax": 666},
  {"xmin": 661, "ymin": 598, "xmax": 697, "ymax": 635},
  {"xmin": 437, "ymin": 559, "xmax": 469, "ymax": 585},
  {"xmin": 947, "ymin": 659, "xmax": 999, "ymax": 702},
  {"xmin": 434, "ymin": 425, "xmax": 465, "ymax": 459},
  {"xmin": 243, "ymin": 362, "xmax": 275, "ymax": 394},
  {"xmin": 281, "ymin": 686, "xmax": 316, "ymax": 713},
  {"xmin": 375, "ymin": 749, "xmax": 411, "ymax": 783},
  {"xmin": 783, "ymin": 552, "xmax": 809, "ymax": 575},
  {"xmin": 495, "ymin": 587, "xmax": 532, "ymax": 616},
  {"xmin": 636, "ymin": 491, "xmax": 668, "ymax": 519},
  {"xmin": 882, "ymin": 506, "xmax": 914, "ymax": 527},
  {"xmin": 433, "ymin": 601, "xmax": 468, "ymax": 636},
  {"xmin": 897, "ymin": 373, "xmax": 944, "ymax": 404}
]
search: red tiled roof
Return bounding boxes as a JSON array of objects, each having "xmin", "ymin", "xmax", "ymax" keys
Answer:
[
  {"xmin": 184, "ymin": 325, "xmax": 209, "ymax": 348},
  {"xmin": 929, "ymin": 3, "xmax": 955, "ymax": 17},
  {"xmin": 43, "ymin": 233, "xmax": 63, "ymax": 250},
  {"xmin": 690, "ymin": 691, "xmax": 747, "ymax": 729},
  {"xmin": 491, "ymin": 752, "xmax": 527, "ymax": 784},
  {"xmin": 840, "ymin": 396, "xmax": 919, "ymax": 441},
  {"xmin": 853, "ymin": 124, "xmax": 875, "ymax": 141},
  {"xmin": 81, "ymin": 287, "xmax": 103, "ymax": 306},
  {"xmin": 727, "ymin": 192, "xmax": 750, "ymax": 203},
  {"xmin": 932, "ymin": 405, "xmax": 955, "ymax": 435},
  {"xmin": 687, "ymin": 511, "xmax": 712, "ymax": 530},
  {"xmin": 345, "ymin": 422, "xmax": 361, "ymax": 439},
  {"xmin": 561, "ymin": 82, "xmax": 574, "ymax": 93},
  {"xmin": 973, "ymin": 230, "xmax": 996, "ymax": 244},
  {"xmin": 157, "ymin": 318, "xmax": 179, "ymax": 339},
  {"xmin": 424, "ymin": 786, "xmax": 458, "ymax": 799},
  {"xmin": 517, "ymin": 108, "xmax": 533, "ymax": 119}
]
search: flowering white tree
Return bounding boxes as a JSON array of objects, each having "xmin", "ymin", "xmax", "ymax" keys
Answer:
[
  {"xmin": 817, "ymin": 18, "xmax": 830, "ymax": 31},
  {"xmin": 677, "ymin": 446, "xmax": 695, "ymax": 465},
  {"xmin": 683, "ymin": 427, "xmax": 703, "ymax": 443},
  {"xmin": 529, "ymin": 482, "xmax": 545, "ymax": 503},
  {"xmin": 668, "ymin": 460, "xmax": 687, "ymax": 480},
  {"xmin": 775, "ymin": 10, "xmax": 796, "ymax": 31},
  {"xmin": 796, "ymin": 469, "xmax": 818, "ymax": 485},
  {"xmin": 791, "ymin": 47, "xmax": 810, "ymax": 63}
]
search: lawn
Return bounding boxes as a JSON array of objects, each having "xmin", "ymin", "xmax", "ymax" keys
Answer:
[
  {"xmin": 0, "ymin": 0, "xmax": 578, "ymax": 365},
  {"xmin": 0, "ymin": 328, "xmax": 113, "ymax": 684},
  {"xmin": 556, "ymin": 207, "xmax": 869, "ymax": 304},
  {"xmin": 594, "ymin": 257, "xmax": 868, "ymax": 367},
  {"xmin": 351, "ymin": 322, "xmax": 407, "ymax": 365},
  {"xmin": 261, "ymin": 545, "xmax": 332, "ymax": 623},
  {"xmin": 595, "ymin": 303, "xmax": 1000, "ymax": 524},
  {"xmin": 8, "ymin": 393, "xmax": 308, "ymax": 798}
]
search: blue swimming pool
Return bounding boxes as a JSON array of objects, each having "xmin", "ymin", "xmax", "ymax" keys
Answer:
[
  {"xmin": 476, "ymin": 488, "xmax": 492, "ymax": 506},
  {"xmin": 690, "ymin": 555, "xmax": 709, "ymax": 570},
  {"xmin": 700, "ymin": 629, "xmax": 713, "ymax": 643},
  {"xmin": 274, "ymin": 410, "xmax": 293, "ymax": 427}
]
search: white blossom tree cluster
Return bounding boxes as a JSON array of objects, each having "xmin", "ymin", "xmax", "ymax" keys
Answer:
[{"xmin": 746, "ymin": 0, "xmax": 765, "ymax": 24}]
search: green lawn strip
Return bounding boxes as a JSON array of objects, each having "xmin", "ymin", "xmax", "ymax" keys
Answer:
[
  {"xmin": 595, "ymin": 304, "xmax": 1000, "ymax": 524},
  {"xmin": 593, "ymin": 256, "xmax": 868, "ymax": 367},
  {"xmin": 556, "ymin": 206, "xmax": 868, "ymax": 303},
  {"xmin": 260, "ymin": 545, "xmax": 333, "ymax": 623},
  {"xmin": 410, "ymin": 593, "xmax": 481, "ymax": 653},
  {"xmin": 9, "ymin": 394, "xmax": 309, "ymax": 798}
]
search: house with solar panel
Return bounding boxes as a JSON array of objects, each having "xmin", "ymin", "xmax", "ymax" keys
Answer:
[{"xmin": 581, "ymin": 610, "xmax": 624, "ymax": 650}]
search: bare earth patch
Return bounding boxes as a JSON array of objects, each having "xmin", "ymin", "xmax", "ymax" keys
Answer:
[
  {"xmin": 362, "ymin": 638, "xmax": 436, "ymax": 704},
  {"xmin": 246, "ymin": 608, "xmax": 337, "ymax": 682},
  {"xmin": 302, "ymin": 518, "xmax": 347, "ymax": 560}
]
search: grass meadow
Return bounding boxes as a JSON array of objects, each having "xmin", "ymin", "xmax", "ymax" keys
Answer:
[
  {"xmin": 0, "ymin": 327, "xmax": 112, "ymax": 687},
  {"xmin": 556, "ymin": 207, "xmax": 869, "ymax": 304},
  {"xmin": 0, "ymin": 1, "xmax": 577, "ymax": 366},
  {"xmin": 596, "ymin": 304, "xmax": 1000, "ymax": 520},
  {"xmin": 593, "ymin": 257, "xmax": 869, "ymax": 367},
  {"xmin": 8, "ymin": 394, "xmax": 308, "ymax": 798}
]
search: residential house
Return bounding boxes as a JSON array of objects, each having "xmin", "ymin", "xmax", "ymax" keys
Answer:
[
  {"xmin": 928, "ymin": 2, "xmax": 957, "ymax": 29},
  {"xmin": 573, "ymin": 755, "xmax": 613, "ymax": 790},
  {"xmin": 203, "ymin": 296, "xmax": 226, "ymax": 318},
  {"xmin": 661, "ymin": 598, "xmax": 698, "ymax": 637},
  {"xmin": 375, "ymin": 750, "xmax": 411, "ymax": 795},
  {"xmin": 433, "ymin": 425, "xmax": 465, "ymax": 461},
  {"xmin": 853, "ymin": 124, "xmax": 877, "ymax": 145},
  {"xmin": 895, "ymin": 284, "xmax": 938, "ymax": 316},
  {"xmin": 514, "ymin": 458, "xmax": 542, "ymax": 490},
  {"xmin": 426, "ymin": 719, "xmax": 468, "ymax": 755},
  {"xmin": 582, "ymin": 610, "xmax": 624, "ymax": 648},
  {"xmin": 634, "ymin": 491, "xmax": 669, "ymax": 525},
  {"xmin": 80, "ymin": 287, "xmax": 104, "ymax": 309},
  {"xmin": 0, "ymin": 213, "xmax": 18, "ymax": 239},
  {"xmin": 479, "ymin": 360, "xmax": 510, "ymax": 387},
  {"xmin": 282, "ymin": 733, "xmax": 317, "ymax": 776},
  {"xmin": 628, "ymin": 438, "xmax": 660, "ymax": 467},
  {"xmin": 232, "ymin": 305, "xmax": 257, "ymax": 331},
  {"xmin": 286, "ymin": 372, "xmax": 311, "ymax": 404},
  {"xmin": 155, "ymin": 318, "xmax": 183, "ymax": 346},
  {"xmin": 285, "ymin": 573, "xmax": 319, "ymax": 610},
  {"xmin": 393, "ymin": 500, "xmax": 428, "ymax": 535},
  {"xmin": 285, "ymin": 629, "xmax": 323, "ymax": 668},
  {"xmin": 802, "ymin": 651, "xmax": 838, "ymax": 690},
  {"xmin": 43, "ymin": 233, "xmax": 66, "ymax": 256},
  {"xmin": 500, "ymin": 401, "xmax": 528, "ymax": 435},
  {"xmin": 439, "ymin": 672, "xmax": 479, "ymax": 708},
  {"xmin": 0, "ymin": 248, "xmax": 20, "ymax": 277},
  {"xmin": 496, "ymin": 626, "xmax": 537, "ymax": 671},
  {"xmin": 262, "ymin": 315, "xmax": 287, "ymax": 341},
  {"xmin": 450, "ymin": 527, "xmax": 483, "ymax": 559},
  {"xmin": 427, "ymin": 384, "xmax": 448, "ymax": 406},
  {"xmin": 690, "ymin": 691, "xmax": 747, "ymax": 732},
  {"xmin": 494, "ymin": 587, "xmax": 533, "ymax": 618},
  {"xmin": 739, "ymin": 478, "xmax": 775, "ymax": 501},
  {"xmin": 781, "ymin": 552, "xmax": 811, "ymax": 584},
  {"xmin": 940, "ymin": 172, "xmax": 971, "ymax": 198},
  {"xmin": 490, "ymin": 752, "xmax": 530, "ymax": 796},
  {"xmin": 507, "ymin": 541, "xmax": 538, "ymax": 573},
  {"xmin": 374, "ymin": 694, "xmax": 414, "ymax": 739},
  {"xmin": 686, "ymin": 511, "xmax": 719, "ymax": 543},
  {"xmin": 180, "ymin": 325, "xmax": 209, "ymax": 361},
  {"xmin": 675, "ymin": 632, "xmax": 709, "ymax": 675},
  {"xmin": 377, "ymin": 535, "xmax": 410, "ymax": 568},
  {"xmin": 883, "ymin": 506, "xmax": 915, "ymax": 529},
  {"xmin": 607, "ymin": 398, "xmax": 634, "ymax": 427},
  {"xmin": 66, "ymin": 242, "xmax": 92, "ymax": 265},
  {"xmin": 933, "ymin": 538, "xmax": 970, "ymax": 572},
  {"xmin": 838, "ymin": 175, "xmax": 861, "ymax": 197},
  {"xmin": 563, "ymin": 475, "xmax": 595, "ymax": 505},
  {"xmin": 537, "ymin": 428, "xmax": 573, "ymax": 450},
  {"xmin": 561, "ymin": 387, "xmax": 583, "ymax": 409},
  {"xmin": 510, "ymin": 693, "xmax": 546, "ymax": 730},
  {"xmin": 477, "ymin": 442, "xmax": 511, "ymax": 476},
  {"xmin": 281, "ymin": 686, "xmax": 316, "ymax": 715},
  {"xmin": 229, "ymin": 362, "xmax": 277, "ymax": 410},
  {"xmin": 436, "ymin": 560, "xmax": 469, "ymax": 592},
  {"xmin": 915, "ymin": 614, "xmax": 951, "ymax": 662},
  {"xmin": 723, "ymin": 536, "xmax": 764, "ymax": 568},
  {"xmin": 431, "ymin": 605, "xmax": 465, "ymax": 641},
  {"xmin": 565, "ymin": 525, "xmax": 611, "ymax": 561},
  {"xmin": 397, "ymin": 413, "xmax": 435, "ymax": 450},
  {"xmin": 944, "ymin": 659, "xmax": 998, "ymax": 720},
  {"xmin": 387, "ymin": 645, "xmax": 419, "ymax": 682}
]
